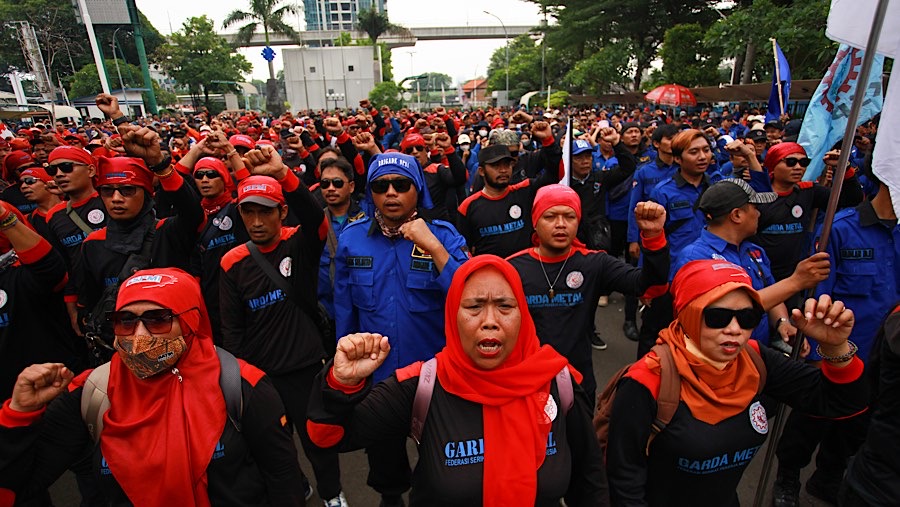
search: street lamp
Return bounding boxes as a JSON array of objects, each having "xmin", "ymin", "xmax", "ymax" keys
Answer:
[
  {"xmin": 111, "ymin": 27, "xmax": 126, "ymax": 93},
  {"xmin": 484, "ymin": 10, "xmax": 509, "ymax": 108},
  {"xmin": 326, "ymin": 92, "xmax": 345, "ymax": 111}
]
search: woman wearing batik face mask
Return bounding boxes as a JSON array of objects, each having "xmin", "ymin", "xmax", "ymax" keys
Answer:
[
  {"xmin": 307, "ymin": 255, "xmax": 608, "ymax": 506},
  {"xmin": 0, "ymin": 268, "xmax": 308, "ymax": 507},
  {"xmin": 605, "ymin": 259, "xmax": 869, "ymax": 507}
]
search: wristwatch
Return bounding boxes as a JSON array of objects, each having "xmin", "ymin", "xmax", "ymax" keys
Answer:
[{"xmin": 148, "ymin": 153, "xmax": 172, "ymax": 173}]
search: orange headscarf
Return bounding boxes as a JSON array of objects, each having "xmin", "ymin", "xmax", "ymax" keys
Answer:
[
  {"xmin": 101, "ymin": 268, "xmax": 225, "ymax": 507},
  {"xmin": 649, "ymin": 260, "xmax": 763, "ymax": 424},
  {"xmin": 434, "ymin": 255, "xmax": 582, "ymax": 506}
]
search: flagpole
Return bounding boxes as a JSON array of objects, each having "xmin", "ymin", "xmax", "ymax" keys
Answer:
[
  {"xmin": 771, "ymin": 38, "xmax": 785, "ymax": 115},
  {"xmin": 752, "ymin": 1, "xmax": 890, "ymax": 506}
]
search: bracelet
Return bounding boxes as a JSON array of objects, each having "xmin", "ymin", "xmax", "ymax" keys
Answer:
[
  {"xmin": 148, "ymin": 154, "xmax": 173, "ymax": 173},
  {"xmin": 155, "ymin": 166, "xmax": 175, "ymax": 179},
  {"xmin": 0, "ymin": 212, "xmax": 19, "ymax": 230},
  {"xmin": 816, "ymin": 341, "xmax": 858, "ymax": 363},
  {"xmin": 112, "ymin": 116, "xmax": 131, "ymax": 126}
]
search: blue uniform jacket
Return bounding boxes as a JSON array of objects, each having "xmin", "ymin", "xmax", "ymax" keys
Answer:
[
  {"xmin": 649, "ymin": 170, "xmax": 722, "ymax": 266},
  {"xmin": 606, "ymin": 148, "xmax": 653, "ymax": 221},
  {"xmin": 674, "ymin": 229, "xmax": 776, "ymax": 344},
  {"xmin": 810, "ymin": 201, "xmax": 900, "ymax": 362},
  {"xmin": 333, "ymin": 217, "xmax": 469, "ymax": 382},
  {"xmin": 318, "ymin": 207, "xmax": 366, "ymax": 318},
  {"xmin": 627, "ymin": 158, "xmax": 677, "ymax": 243}
]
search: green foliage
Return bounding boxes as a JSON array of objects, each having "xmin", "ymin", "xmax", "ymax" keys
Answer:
[
  {"xmin": 222, "ymin": 0, "xmax": 301, "ymax": 79},
  {"xmin": 69, "ymin": 59, "xmax": 141, "ymax": 98},
  {"xmin": 657, "ymin": 24, "xmax": 724, "ymax": 88},
  {"xmin": 705, "ymin": 0, "xmax": 836, "ymax": 81},
  {"xmin": 563, "ymin": 40, "xmax": 634, "ymax": 95},
  {"xmin": 486, "ymin": 35, "xmax": 544, "ymax": 100},
  {"xmin": 369, "ymin": 81, "xmax": 404, "ymax": 111},
  {"xmin": 548, "ymin": 90, "xmax": 569, "ymax": 108},
  {"xmin": 155, "ymin": 16, "xmax": 252, "ymax": 109},
  {"xmin": 356, "ymin": 7, "xmax": 412, "ymax": 44},
  {"xmin": 409, "ymin": 73, "xmax": 453, "ymax": 91}
]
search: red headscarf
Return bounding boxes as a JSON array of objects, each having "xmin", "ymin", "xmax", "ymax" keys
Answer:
[
  {"xmin": 101, "ymin": 268, "xmax": 225, "ymax": 507},
  {"xmin": 650, "ymin": 260, "xmax": 764, "ymax": 424},
  {"xmin": 2, "ymin": 150, "xmax": 35, "ymax": 181},
  {"xmin": 48, "ymin": 145, "xmax": 96, "ymax": 167},
  {"xmin": 435, "ymin": 255, "xmax": 582, "ymax": 506},
  {"xmin": 763, "ymin": 142, "xmax": 806, "ymax": 178},
  {"xmin": 400, "ymin": 133, "xmax": 425, "ymax": 151},
  {"xmin": 95, "ymin": 156, "xmax": 154, "ymax": 193},
  {"xmin": 195, "ymin": 157, "xmax": 235, "ymax": 215},
  {"xmin": 531, "ymin": 184, "xmax": 586, "ymax": 249}
]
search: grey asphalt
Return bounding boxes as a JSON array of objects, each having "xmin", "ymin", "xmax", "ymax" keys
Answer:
[{"xmin": 49, "ymin": 293, "xmax": 832, "ymax": 506}]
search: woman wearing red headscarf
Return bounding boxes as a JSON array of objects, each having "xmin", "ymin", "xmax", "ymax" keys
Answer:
[
  {"xmin": 751, "ymin": 142, "xmax": 863, "ymax": 284},
  {"xmin": 307, "ymin": 255, "xmax": 606, "ymax": 506},
  {"xmin": 0, "ymin": 268, "xmax": 306, "ymax": 507},
  {"xmin": 606, "ymin": 259, "xmax": 868, "ymax": 507}
]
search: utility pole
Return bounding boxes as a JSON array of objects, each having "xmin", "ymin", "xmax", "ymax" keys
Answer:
[
  {"xmin": 484, "ymin": 11, "xmax": 509, "ymax": 108},
  {"xmin": 126, "ymin": 0, "xmax": 158, "ymax": 114}
]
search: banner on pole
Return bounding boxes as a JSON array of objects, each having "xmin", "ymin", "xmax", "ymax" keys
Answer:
[
  {"xmin": 765, "ymin": 41, "xmax": 791, "ymax": 123},
  {"xmin": 798, "ymin": 44, "xmax": 884, "ymax": 182},
  {"xmin": 826, "ymin": 0, "xmax": 898, "ymax": 58}
]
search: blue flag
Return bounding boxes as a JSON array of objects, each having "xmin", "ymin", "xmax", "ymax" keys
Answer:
[
  {"xmin": 799, "ymin": 44, "xmax": 884, "ymax": 181},
  {"xmin": 766, "ymin": 42, "xmax": 791, "ymax": 123}
]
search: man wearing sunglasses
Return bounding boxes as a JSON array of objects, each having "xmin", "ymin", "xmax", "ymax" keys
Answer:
[
  {"xmin": 1, "ymin": 150, "xmax": 41, "ymax": 215},
  {"xmin": 219, "ymin": 145, "xmax": 347, "ymax": 506},
  {"xmin": 332, "ymin": 153, "xmax": 469, "ymax": 507},
  {"xmin": 399, "ymin": 132, "xmax": 467, "ymax": 223},
  {"xmin": 18, "ymin": 166, "xmax": 60, "ymax": 236},
  {"xmin": 676, "ymin": 178, "xmax": 830, "ymax": 349},
  {"xmin": 752, "ymin": 143, "xmax": 863, "ymax": 287}
]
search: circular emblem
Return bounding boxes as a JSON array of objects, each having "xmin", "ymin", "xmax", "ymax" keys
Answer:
[
  {"xmin": 0, "ymin": 290, "xmax": 7, "ymax": 309},
  {"xmin": 279, "ymin": 256, "xmax": 292, "ymax": 277},
  {"xmin": 791, "ymin": 205, "xmax": 803, "ymax": 218},
  {"xmin": 544, "ymin": 393, "xmax": 558, "ymax": 422},
  {"xmin": 566, "ymin": 270, "xmax": 584, "ymax": 289},
  {"xmin": 212, "ymin": 218, "xmax": 221, "ymax": 228},
  {"xmin": 749, "ymin": 401, "xmax": 768, "ymax": 434},
  {"xmin": 218, "ymin": 216, "xmax": 233, "ymax": 231},
  {"xmin": 87, "ymin": 209, "xmax": 105, "ymax": 225},
  {"xmin": 509, "ymin": 204, "xmax": 522, "ymax": 219}
]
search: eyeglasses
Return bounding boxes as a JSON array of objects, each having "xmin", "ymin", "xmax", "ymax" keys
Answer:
[
  {"xmin": 370, "ymin": 178, "xmax": 414, "ymax": 194},
  {"xmin": 20, "ymin": 177, "xmax": 40, "ymax": 185},
  {"xmin": 702, "ymin": 307, "xmax": 763, "ymax": 330},
  {"xmin": 403, "ymin": 145, "xmax": 426, "ymax": 154},
  {"xmin": 99, "ymin": 185, "xmax": 140, "ymax": 198},
  {"xmin": 783, "ymin": 157, "xmax": 811, "ymax": 168},
  {"xmin": 320, "ymin": 178, "xmax": 346, "ymax": 189},
  {"xmin": 108, "ymin": 308, "xmax": 178, "ymax": 335},
  {"xmin": 46, "ymin": 162, "xmax": 80, "ymax": 176},
  {"xmin": 193, "ymin": 170, "xmax": 221, "ymax": 180}
]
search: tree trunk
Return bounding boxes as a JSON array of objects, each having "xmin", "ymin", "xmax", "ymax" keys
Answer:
[
  {"xmin": 741, "ymin": 42, "xmax": 757, "ymax": 84},
  {"xmin": 731, "ymin": 52, "xmax": 745, "ymax": 85},
  {"xmin": 376, "ymin": 43, "xmax": 383, "ymax": 84}
]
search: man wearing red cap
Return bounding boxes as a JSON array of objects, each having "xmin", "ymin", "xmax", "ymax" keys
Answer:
[
  {"xmin": 507, "ymin": 184, "xmax": 669, "ymax": 400},
  {"xmin": 1, "ymin": 151, "xmax": 41, "ymax": 215},
  {"xmin": 18, "ymin": 166, "xmax": 60, "ymax": 237},
  {"xmin": 219, "ymin": 145, "xmax": 347, "ymax": 506},
  {"xmin": 399, "ymin": 132, "xmax": 466, "ymax": 222}
]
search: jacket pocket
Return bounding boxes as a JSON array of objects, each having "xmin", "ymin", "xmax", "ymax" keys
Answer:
[
  {"xmin": 349, "ymin": 270, "xmax": 376, "ymax": 311},
  {"xmin": 833, "ymin": 262, "xmax": 877, "ymax": 297}
]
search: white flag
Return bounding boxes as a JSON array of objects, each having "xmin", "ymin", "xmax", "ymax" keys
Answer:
[
  {"xmin": 826, "ymin": 0, "xmax": 898, "ymax": 58},
  {"xmin": 873, "ymin": 65, "xmax": 900, "ymax": 220},
  {"xmin": 560, "ymin": 118, "xmax": 572, "ymax": 187}
]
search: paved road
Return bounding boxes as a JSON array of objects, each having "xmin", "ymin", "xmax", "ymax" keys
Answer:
[{"xmin": 49, "ymin": 294, "xmax": 832, "ymax": 506}]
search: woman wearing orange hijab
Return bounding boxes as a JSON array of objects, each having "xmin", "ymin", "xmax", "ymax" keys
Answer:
[
  {"xmin": 606, "ymin": 260, "xmax": 868, "ymax": 506},
  {"xmin": 0, "ymin": 268, "xmax": 307, "ymax": 506},
  {"xmin": 307, "ymin": 255, "xmax": 606, "ymax": 506}
]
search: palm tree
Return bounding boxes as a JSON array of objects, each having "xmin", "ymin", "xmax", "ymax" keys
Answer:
[
  {"xmin": 222, "ymin": 0, "xmax": 301, "ymax": 81},
  {"xmin": 356, "ymin": 6, "xmax": 411, "ymax": 82}
]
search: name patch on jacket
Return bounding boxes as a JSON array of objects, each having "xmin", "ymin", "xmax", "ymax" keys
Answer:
[
  {"xmin": 347, "ymin": 256, "xmax": 373, "ymax": 268},
  {"xmin": 839, "ymin": 248, "xmax": 874, "ymax": 260},
  {"xmin": 669, "ymin": 200, "xmax": 692, "ymax": 210}
]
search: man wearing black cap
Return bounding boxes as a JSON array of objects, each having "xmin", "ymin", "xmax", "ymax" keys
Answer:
[
  {"xmin": 457, "ymin": 142, "xmax": 561, "ymax": 258},
  {"xmin": 764, "ymin": 120, "xmax": 784, "ymax": 146},
  {"xmin": 674, "ymin": 178, "xmax": 829, "ymax": 347},
  {"xmin": 747, "ymin": 129, "xmax": 768, "ymax": 159}
]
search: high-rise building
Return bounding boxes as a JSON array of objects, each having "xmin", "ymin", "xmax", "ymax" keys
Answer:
[{"xmin": 304, "ymin": 0, "xmax": 387, "ymax": 32}]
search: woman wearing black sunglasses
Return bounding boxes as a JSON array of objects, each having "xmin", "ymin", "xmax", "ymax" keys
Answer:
[
  {"xmin": 0, "ymin": 268, "xmax": 307, "ymax": 506},
  {"xmin": 606, "ymin": 259, "xmax": 868, "ymax": 507}
]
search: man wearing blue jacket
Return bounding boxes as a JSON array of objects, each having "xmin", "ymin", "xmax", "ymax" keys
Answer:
[{"xmin": 333, "ymin": 153, "xmax": 469, "ymax": 507}]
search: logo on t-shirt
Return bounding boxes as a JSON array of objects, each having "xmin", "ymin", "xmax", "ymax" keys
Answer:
[
  {"xmin": 509, "ymin": 204, "xmax": 522, "ymax": 219},
  {"xmin": 87, "ymin": 209, "xmax": 105, "ymax": 225},
  {"xmin": 213, "ymin": 216, "xmax": 233, "ymax": 231},
  {"xmin": 0, "ymin": 289, "xmax": 7, "ymax": 309},
  {"xmin": 791, "ymin": 205, "xmax": 803, "ymax": 218},
  {"xmin": 566, "ymin": 270, "xmax": 584, "ymax": 289},
  {"xmin": 749, "ymin": 401, "xmax": 768, "ymax": 434},
  {"xmin": 544, "ymin": 393, "xmax": 558, "ymax": 422},
  {"xmin": 279, "ymin": 256, "xmax": 292, "ymax": 277}
]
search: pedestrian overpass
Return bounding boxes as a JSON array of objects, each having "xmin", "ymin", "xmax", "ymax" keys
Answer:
[{"xmin": 220, "ymin": 25, "xmax": 536, "ymax": 48}]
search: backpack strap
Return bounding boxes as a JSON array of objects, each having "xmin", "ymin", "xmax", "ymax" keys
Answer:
[
  {"xmin": 66, "ymin": 200, "xmax": 94, "ymax": 235},
  {"xmin": 410, "ymin": 358, "xmax": 437, "ymax": 445},
  {"xmin": 80, "ymin": 363, "xmax": 111, "ymax": 445},
  {"xmin": 746, "ymin": 343, "xmax": 767, "ymax": 395},
  {"xmin": 648, "ymin": 343, "xmax": 681, "ymax": 454},
  {"xmin": 555, "ymin": 366, "xmax": 574, "ymax": 415},
  {"xmin": 216, "ymin": 346, "xmax": 243, "ymax": 432}
]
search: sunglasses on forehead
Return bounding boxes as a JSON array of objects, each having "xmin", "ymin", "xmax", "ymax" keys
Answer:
[
  {"xmin": 319, "ymin": 178, "xmax": 346, "ymax": 189},
  {"xmin": 99, "ymin": 185, "xmax": 140, "ymax": 198},
  {"xmin": 46, "ymin": 162, "xmax": 81, "ymax": 176},
  {"xmin": 702, "ymin": 307, "xmax": 763, "ymax": 330},
  {"xmin": 370, "ymin": 178, "xmax": 413, "ymax": 194},
  {"xmin": 783, "ymin": 157, "xmax": 811, "ymax": 168},
  {"xmin": 193, "ymin": 170, "xmax": 222, "ymax": 180}
]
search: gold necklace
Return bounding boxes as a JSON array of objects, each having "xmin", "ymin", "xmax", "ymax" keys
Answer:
[{"xmin": 537, "ymin": 248, "xmax": 569, "ymax": 298}]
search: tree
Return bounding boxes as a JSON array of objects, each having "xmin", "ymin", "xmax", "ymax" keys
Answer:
[
  {"xmin": 356, "ymin": 6, "xmax": 411, "ymax": 82},
  {"xmin": 657, "ymin": 24, "xmax": 725, "ymax": 87},
  {"xmin": 68, "ymin": 59, "xmax": 176, "ymax": 107},
  {"xmin": 369, "ymin": 81, "xmax": 404, "ymax": 111},
  {"xmin": 222, "ymin": 0, "xmax": 300, "ymax": 81},
  {"xmin": 486, "ymin": 35, "xmax": 545, "ymax": 101},
  {"xmin": 155, "ymin": 16, "xmax": 252, "ymax": 110},
  {"xmin": 563, "ymin": 40, "xmax": 634, "ymax": 95}
]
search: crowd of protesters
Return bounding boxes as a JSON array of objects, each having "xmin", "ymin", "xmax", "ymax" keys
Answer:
[{"xmin": 0, "ymin": 91, "xmax": 895, "ymax": 507}]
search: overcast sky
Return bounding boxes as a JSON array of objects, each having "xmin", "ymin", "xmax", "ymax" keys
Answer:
[{"xmin": 135, "ymin": 0, "xmax": 545, "ymax": 85}]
